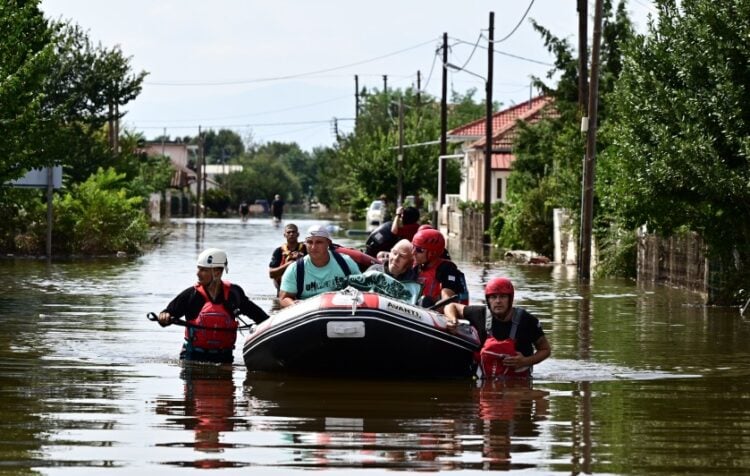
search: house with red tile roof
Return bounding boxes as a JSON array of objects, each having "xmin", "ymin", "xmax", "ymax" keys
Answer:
[{"xmin": 446, "ymin": 94, "xmax": 555, "ymax": 204}]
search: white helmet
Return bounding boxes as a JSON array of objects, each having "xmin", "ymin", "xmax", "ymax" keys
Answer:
[{"xmin": 196, "ymin": 248, "xmax": 228, "ymax": 272}]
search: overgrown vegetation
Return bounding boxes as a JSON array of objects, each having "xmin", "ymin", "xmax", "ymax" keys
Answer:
[
  {"xmin": 1, "ymin": 0, "xmax": 151, "ymax": 256},
  {"xmin": 600, "ymin": 0, "xmax": 750, "ymax": 302}
]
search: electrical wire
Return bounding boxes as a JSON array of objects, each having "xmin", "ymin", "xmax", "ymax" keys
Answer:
[
  {"xmin": 496, "ymin": 0, "xmax": 536, "ymax": 43},
  {"xmin": 131, "ymin": 118, "xmax": 354, "ymax": 131},
  {"xmin": 146, "ymin": 38, "xmax": 439, "ymax": 87},
  {"xmin": 420, "ymin": 45, "xmax": 441, "ymax": 93},
  {"xmin": 132, "ymin": 94, "xmax": 351, "ymax": 123},
  {"xmin": 450, "ymin": 38, "xmax": 553, "ymax": 66},
  {"xmin": 454, "ymin": 33, "xmax": 484, "ymax": 70}
]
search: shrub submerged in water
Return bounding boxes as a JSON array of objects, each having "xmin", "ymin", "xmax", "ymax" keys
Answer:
[{"xmin": 54, "ymin": 167, "xmax": 149, "ymax": 255}]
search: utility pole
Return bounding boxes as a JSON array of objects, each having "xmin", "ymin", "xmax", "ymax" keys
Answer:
[
  {"xmin": 579, "ymin": 0, "xmax": 604, "ymax": 281},
  {"xmin": 577, "ymin": 0, "xmax": 589, "ymax": 273},
  {"xmin": 355, "ymin": 75, "xmax": 360, "ymax": 125},
  {"xmin": 398, "ymin": 97, "xmax": 404, "ymax": 205},
  {"xmin": 196, "ymin": 126, "xmax": 203, "ymax": 219},
  {"xmin": 383, "ymin": 75, "xmax": 388, "ymax": 95},
  {"xmin": 577, "ymin": 0, "xmax": 589, "ymax": 112},
  {"xmin": 439, "ymin": 32, "xmax": 449, "ymax": 208},
  {"xmin": 416, "ymin": 70, "xmax": 422, "ymax": 106},
  {"xmin": 483, "ymin": 12, "xmax": 495, "ymax": 244}
]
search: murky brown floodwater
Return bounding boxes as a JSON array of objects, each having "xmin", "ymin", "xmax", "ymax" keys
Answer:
[{"xmin": 1, "ymin": 216, "xmax": 749, "ymax": 474}]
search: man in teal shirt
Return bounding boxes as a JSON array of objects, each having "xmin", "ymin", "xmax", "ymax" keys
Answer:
[{"xmin": 279, "ymin": 225, "xmax": 361, "ymax": 307}]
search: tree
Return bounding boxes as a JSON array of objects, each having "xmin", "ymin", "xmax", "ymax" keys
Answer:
[
  {"xmin": 601, "ymin": 0, "xmax": 750, "ymax": 301},
  {"xmin": 498, "ymin": 0, "xmax": 634, "ymax": 257},
  {"xmin": 0, "ymin": 3, "xmax": 146, "ymax": 186},
  {"xmin": 202, "ymin": 129, "xmax": 245, "ymax": 165},
  {"xmin": 331, "ymin": 87, "xmax": 484, "ymax": 212},
  {"xmin": 0, "ymin": 0, "xmax": 57, "ymax": 184}
]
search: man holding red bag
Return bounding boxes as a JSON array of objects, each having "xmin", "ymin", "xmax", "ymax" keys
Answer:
[{"xmin": 444, "ymin": 277, "xmax": 551, "ymax": 379}]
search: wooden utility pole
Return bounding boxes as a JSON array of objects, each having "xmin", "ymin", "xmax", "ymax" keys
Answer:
[
  {"xmin": 383, "ymin": 75, "xmax": 388, "ymax": 95},
  {"xmin": 483, "ymin": 12, "xmax": 495, "ymax": 244},
  {"xmin": 579, "ymin": 0, "xmax": 604, "ymax": 281},
  {"xmin": 46, "ymin": 166, "xmax": 53, "ymax": 258},
  {"xmin": 439, "ymin": 32, "xmax": 449, "ymax": 208},
  {"xmin": 398, "ymin": 97, "xmax": 404, "ymax": 205},
  {"xmin": 416, "ymin": 70, "xmax": 422, "ymax": 106},
  {"xmin": 355, "ymin": 75, "xmax": 360, "ymax": 125},
  {"xmin": 577, "ymin": 0, "xmax": 589, "ymax": 112},
  {"xmin": 196, "ymin": 126, "xmax": 203, "ymax": 219}
]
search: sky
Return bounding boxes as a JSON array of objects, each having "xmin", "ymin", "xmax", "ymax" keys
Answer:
[{"xmin": 40, "ymin": 0, "xmax": 656, "ymax": 152}]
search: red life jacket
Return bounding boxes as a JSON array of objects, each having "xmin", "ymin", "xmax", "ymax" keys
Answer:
[
  {"xmin": 477, "ymin": 309, "xmax": 530, "ymax": 379},
  {"xmin": 186, "ymin": 281, "xmax": 238, "ymax": 350},
  {"xmin": 417, "ymin": 259, "xmax": 469, "ymax": 304}
]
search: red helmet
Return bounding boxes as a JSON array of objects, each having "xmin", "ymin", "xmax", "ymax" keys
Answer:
[
  {"xmin": 411, "ymin": 228, "xmax": 445, "ymax": 256},
  {"xmin": 485, "ymin": 277, "xmax": 514, "ymax": 303},
  {"xmin": 417, "ymin": 224, "xmax": 434, "ymax": 231}
]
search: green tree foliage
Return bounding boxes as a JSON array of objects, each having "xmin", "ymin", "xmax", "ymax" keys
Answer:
[
  {"xmin": 0, "ymin": 0, "xmax": 57, "ymax": 183},
  {"xmin": 203, "ymin": 188, "xmax": 231, "ymax": 216},
  {"xmin": 203, "ymin": 129, "xmax": 245, "ymax": 165},
  {"xmin": 331, "ymin": 87, "xmax": 484, "ymax": 211},
  {"xmin": 55, "ymin": 168, "xmax": 148, "ymax": 254},
  {"xmin": 310, "ymin": 145, "xmax": 348, "ymax": 208},
  {"xmin": 499, "ymin": 0, "xmax": 633, "ymax": 258},
  {"xmin": 0, "ymin": 2, "xmax": 151, "ymax": 255},
  {"xmin": 601, "ymin": 0, "xmax": 750, "ymax": 298},
  {"xmin": 226, "ymin": 153, "xmax": 302, "ymax": 207},
  {"xmin": 0, "ymin": 2, "xmax": 146, "ymax": 186},
  {"xmin": 250, "ymin": 142, "xmax": 315, "ymax": 202}
]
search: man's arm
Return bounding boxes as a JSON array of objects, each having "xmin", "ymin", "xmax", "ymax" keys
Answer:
[
  {"xmin": 158, "ymin": 287, "xmax": 195, "ymax": 326},
  {"xmin": 233, "ymin": 286, "xmax": 270, "ymax": 324},
  {"xmin": 504, "ymin": 335, "xmax": 552, "ymax": 369},
  {"xmin": 278, "ymin": 290, "xmax": 297, "ymax": 308},
  {"xmin": 443, "ymin": 302, "xmax": 466, "ymax": 333},
  {"xmin": 269, "ymin": 259, "xmax": 296, "ymax": 280}
]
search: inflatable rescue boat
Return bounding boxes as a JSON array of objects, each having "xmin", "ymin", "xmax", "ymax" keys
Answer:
[{"xmin": 243, "ymin": 284, "xmax": 480, "ymax": 379}]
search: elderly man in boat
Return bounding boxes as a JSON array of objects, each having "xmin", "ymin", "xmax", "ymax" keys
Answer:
[
  {"xmin": 278, "ymin": 225, "xmax": 361, "ymax": 308},
  {"xmin": 367, "ymin": 239, "xmax": 419, "ymax": 282}
]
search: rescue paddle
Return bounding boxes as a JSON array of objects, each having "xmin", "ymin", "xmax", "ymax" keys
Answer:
[{"xmin": 146, "ymin": 312, "xmax": 255, "ymax": 331}]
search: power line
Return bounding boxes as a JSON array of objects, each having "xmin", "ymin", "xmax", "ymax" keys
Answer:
[
  {"xmin": 450, "ymin": 37, "xmax": 553, "ymax": 66},
  {"xmin": 496, "ymin": 0, "xmax": 536, "ymax": 43},
  {"xmin": 420, "ymin": 45, "xmax": 441, "ymax": 93},
  {"xmin": 454, "ymin": 33, "xmax": 484, "ymax": 70},
  {"xmin": 131, "ymin": 118, "xmax": 355, "ymax": 131},
  {"xmin": 132, "ymin": 94, "xmax": 351, "ymax": 123},
  {"xmin": 145, "ymin": 38, "xmax": 439, "ymax": 87}
]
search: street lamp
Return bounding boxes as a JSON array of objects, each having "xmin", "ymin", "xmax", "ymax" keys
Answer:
[{"xmin": 446, "ymin": 62, "xmax": 493, "ymax": 244}]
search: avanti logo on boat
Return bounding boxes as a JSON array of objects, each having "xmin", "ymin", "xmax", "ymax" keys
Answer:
[{"xmin": 383, "ymin": 300, "xmax": 422, "ymax": 320}]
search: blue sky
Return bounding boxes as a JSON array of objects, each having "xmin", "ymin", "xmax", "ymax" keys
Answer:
[{"xmin": 40, "ymin": 0, "xmax": 655, "ymax": 151}]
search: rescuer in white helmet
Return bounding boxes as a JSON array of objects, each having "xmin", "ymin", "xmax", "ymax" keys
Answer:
[{"xmin": 157, "ymin": 248, "xmax": 268, "ymax": 363}]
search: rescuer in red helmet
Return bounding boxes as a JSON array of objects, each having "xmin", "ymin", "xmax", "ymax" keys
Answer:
[
  {"xmin": 443, "ymin": 277, "xmax": 551, "ymax": 379},
  {"xmin": 410, "ymin": 228, "xmax": 468, "ymax": 310}
]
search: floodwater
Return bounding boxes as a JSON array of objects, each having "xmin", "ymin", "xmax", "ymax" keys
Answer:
[{"xmin": 2, "ymin": 217, "xmax": 749, "ymax": 475}]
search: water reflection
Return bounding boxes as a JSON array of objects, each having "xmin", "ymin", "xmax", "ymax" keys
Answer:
[
  {"xmin": 156, "ymin": 363, "xmax": 238, "ymax": 469},
  {"xmin": 241, "ymin": 376, "xmax": 550, "ymax": 470}
]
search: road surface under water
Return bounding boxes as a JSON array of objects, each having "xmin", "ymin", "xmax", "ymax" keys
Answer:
[{"xmin": 1, "ymin": 217, "xmax": 749, "ymax": 474}]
